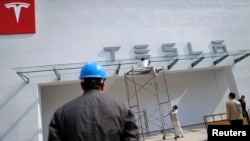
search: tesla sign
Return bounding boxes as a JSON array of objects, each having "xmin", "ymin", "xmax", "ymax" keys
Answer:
[
  {"xmin": 0, "ymin": 0, "xmax": 35, "ymax": 34},
  {"xmin": 104, "ymin": 40, "xmax": 227, "ymax": 61}
]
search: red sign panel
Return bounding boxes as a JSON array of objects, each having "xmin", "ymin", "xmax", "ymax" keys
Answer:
[{"xmin": 0, "ymin": 0, "xmax": 35, "ymax": 34}]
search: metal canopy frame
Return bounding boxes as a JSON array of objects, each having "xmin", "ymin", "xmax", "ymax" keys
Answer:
[
  {"xmin": 167, "ymin": 58, "xmax": 178, "ymax": 70},
  {"xmin": 191, "ymin": 55, "xmax": 205, "ymax": 68},
  {"xmin": 213, "ymin": 54, "xmax": 229, "ymax": 66},
  {"xmin": 115, "ymin": 63, "xmax": 121, "ymax": 75},
  {"xmin": 53, "ymin": 69, "xmax": 61, "ymax": 80},
  {"xmin": 234, "ymin": 52, "xmax": 250, "ymax": 64},
  {"xmin": 13, "ymin": 49, "xmax": 250, "ymax": 83},
  {"xmin": 17, "ymin": 71, "xmax": 29, "ymax": 83}
]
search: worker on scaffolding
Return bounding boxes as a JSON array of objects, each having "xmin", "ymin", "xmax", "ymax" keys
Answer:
[
  {"xmin": 163, "ymin": 105, "xmax": 184, "ymax": 140},
  {"xmin": 137, "ymin": 58, "xmax": 151, "ymax": 68},
  {"xmin": 137, "ymin": 58, "xmax": 159, "ymax": 74}
]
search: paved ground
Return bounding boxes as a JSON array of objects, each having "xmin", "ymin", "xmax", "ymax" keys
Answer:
[{"xmin": 141, "ymin": 124, "xmax": 208, "ymax": 141}]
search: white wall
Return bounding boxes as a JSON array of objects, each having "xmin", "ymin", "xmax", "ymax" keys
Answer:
[
  {"xmin": 232, "ymin": 57, "xmax": 250, "ymax": 106},
  {"xmin": 40, "ymin": 67, "xmax": 233, "ymax": 140},
  {"xmin": 40, "ymin": 82, "xmax": 82, "ymax": 141},
  {"xmin": 1, "ymin": 0, "xmax": 250, "ymax": 141}
]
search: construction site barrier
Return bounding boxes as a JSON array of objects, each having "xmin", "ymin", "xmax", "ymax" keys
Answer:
[{"xmin": 203, "ymin": 112, "xmax": 249, "ymax": 130}]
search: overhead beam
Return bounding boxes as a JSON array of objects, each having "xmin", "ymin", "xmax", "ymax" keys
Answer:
[
  {"xmin": 53, "ymin": 69, "xmax": 61, "ymax": 80},
  {"xmin": 234, "ymin": 52, "xmax": 250, "ymax": 64},
  {"xmin": 116, "ymin": 63, "xmax": 121, "ymax": 75},
  {"xmin": 17, "ymin": 72, "xmax": 29, "ymax": 83},
  {"xmin": 213, "ymin": 54, "xmax": 229, "ymax": 66},
  {"xmin": 167, "ymin": 59, "xmax": 178, "ymax": 70},
  {"xmin": 191, "ymin": 56, "xmax": 204, "ymax": 68}
]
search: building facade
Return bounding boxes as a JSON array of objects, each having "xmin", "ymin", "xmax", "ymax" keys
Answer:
[{"xmin": 1, "ymin": 0, "xmax": 250, "ymax": 141}]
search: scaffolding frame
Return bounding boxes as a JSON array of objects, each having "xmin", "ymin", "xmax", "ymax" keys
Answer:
[{"xmin": 124, "ymin": 66, "xmax": 173, "ymax": 140}]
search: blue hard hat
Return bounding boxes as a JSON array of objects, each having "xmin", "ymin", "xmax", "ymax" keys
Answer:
[{"xmin": 79, "ymin": 61, "xmax": 107, "ymax": 79}]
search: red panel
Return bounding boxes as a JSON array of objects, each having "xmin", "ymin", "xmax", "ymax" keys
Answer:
[{"xmin": 0, "ymin": 0, "xmax": 35, "ymax": 34}]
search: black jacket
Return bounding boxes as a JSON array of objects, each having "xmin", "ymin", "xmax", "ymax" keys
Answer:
[{"xmin": 48, "ymin": 89, "xmax": 139, "ymax": 141}]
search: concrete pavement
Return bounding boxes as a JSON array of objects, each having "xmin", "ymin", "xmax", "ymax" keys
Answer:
[{"xmin": 141, "ymin": 124, "xmax": 207, "ymax": 141}]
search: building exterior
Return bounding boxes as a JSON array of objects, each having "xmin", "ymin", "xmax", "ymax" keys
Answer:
[{"xmin": 0, "ymin": 0, "xmax": 250, "ymax": 141}]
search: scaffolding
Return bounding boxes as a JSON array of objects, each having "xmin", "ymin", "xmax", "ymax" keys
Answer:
[{"xmin": 124, "ymin": 66, "xmax": 173, "ymax": 140}]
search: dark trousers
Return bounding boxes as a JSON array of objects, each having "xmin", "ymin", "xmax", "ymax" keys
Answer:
[
  {"xmin": 230, "ymin": 119, "xmax": 243, "ymax": 125},
  {"xmin": 243, "ymin": 110, "xmax": 250, "ymax": 124}
]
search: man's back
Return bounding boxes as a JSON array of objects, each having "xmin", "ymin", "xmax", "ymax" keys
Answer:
[
  {"xmin": 226, "ymin": 99, "xmax": 243, "ymax": 120},
  {"xmin": 48, "ymin": 89, "xmax": 139, "ymax": 141}
]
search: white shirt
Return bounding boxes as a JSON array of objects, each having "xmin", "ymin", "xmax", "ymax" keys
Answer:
[
  {"xmin": 138, "ymin": 60, "xmax": 150, "ymax": 68},
  {"xmin": 165, "ymin": 109, "xmax": 179, "ymax": 122}
]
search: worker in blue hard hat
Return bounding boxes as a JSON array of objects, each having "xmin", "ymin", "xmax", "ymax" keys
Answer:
[
  {"xmin": 48, "ymin": 61, "xmax": 140, "ymax": 141},
  {"xmin": 79, "ymin": 61, "xmax": 107, "ymax": 92}
]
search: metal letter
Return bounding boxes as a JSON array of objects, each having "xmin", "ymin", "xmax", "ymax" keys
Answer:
[
  {"xmin": 134, "ymin": 45, "xmax": 150, "ymax": 59},
  {"xmin": 211, "ymin": 40, "xmax": 228, "ymax": 53},
  {"xmin": 188, "ymin": 42, "xmax": 203, "ymax": 55},
  {"xmin": 103, "ymin": 46, "xmax": 120, "ymax": 61},
  {"xmin": 162, "ymin": 43, "xmax": 178, "ymax": 57}
]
